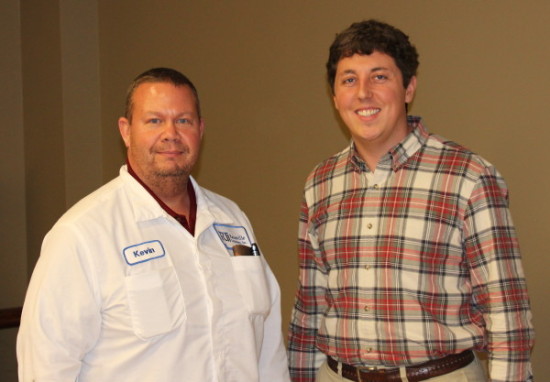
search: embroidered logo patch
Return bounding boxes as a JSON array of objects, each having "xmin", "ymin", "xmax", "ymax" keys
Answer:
[{"xmin": 123, "ymin": 240, "xmax": 166, "ymax": 265}]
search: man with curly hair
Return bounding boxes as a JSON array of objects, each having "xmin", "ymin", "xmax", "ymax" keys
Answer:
[{"xmin": 288, "ymin": 20, "xmax": 534, "ymax": 382}]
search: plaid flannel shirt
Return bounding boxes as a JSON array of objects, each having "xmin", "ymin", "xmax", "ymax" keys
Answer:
[{"xmin": 288, "ymin": 117, "xmax": 534, "ymax": 382}]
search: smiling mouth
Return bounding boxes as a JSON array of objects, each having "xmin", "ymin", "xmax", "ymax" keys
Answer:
[{"xmin": 356, "ymin": 108, "xmax": 380, "ymax": 117}]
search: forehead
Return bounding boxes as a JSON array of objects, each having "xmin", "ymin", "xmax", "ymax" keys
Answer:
[
  {"xmin": 336, "ymin": 51, "xmax": 400, "ymax": 73},
  {"xmin": 132, "ymin": 82, "xmax": 197, "ymax": 111},
  {"xmin": 133, "ymin": 82, "xmax": 191, "ymax": 99}
]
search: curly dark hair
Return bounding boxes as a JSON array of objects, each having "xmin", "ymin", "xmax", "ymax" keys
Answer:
[
  {"xmin": 124, "ymin": 67, "xmax": 201, "ymax": 122},
  {"xmin": 326, "ymin": 20, "xmax": 419, "ymax": 93}
]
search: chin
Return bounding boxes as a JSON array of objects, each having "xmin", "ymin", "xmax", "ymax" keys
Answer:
[
  {"xmin": 155, "ymin": 169, "xmax": 187, "ymax": 178},
  {"xmin": 156, "ymin": 163, "xmax": 193, "ymax": 177}
]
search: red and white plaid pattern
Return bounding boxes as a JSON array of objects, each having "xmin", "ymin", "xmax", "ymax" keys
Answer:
[{"xmin": 288, "ymin": 117, "xmax": 534, "ymax": 382}]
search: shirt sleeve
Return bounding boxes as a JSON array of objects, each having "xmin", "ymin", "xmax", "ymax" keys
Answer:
[
  {"xmin": 233, "ymin": 209, "xmax": 290, "ymax": 382},
  {"xmin": 258, "ymin": 260, "xmax": 291, "ymax": 382},
  {"xmin": 463, "ymin": 166, "xmax": 535, "ymax": 382},
  {"xmin": 17, "ymin": 224, "xmax": 102, "ymax": 382},
  {"xmin": 288, "ymin": 195, "xmax": 329, "ymax": 382}
]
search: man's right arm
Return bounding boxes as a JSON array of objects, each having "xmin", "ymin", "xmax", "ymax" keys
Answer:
[
  {"xmin": 288, "ymin": 198, "xmax": 328, "ymax": 382},
  {"xmin": 17, "ymin": 224, "xmax": 102, "ymax": 382}
]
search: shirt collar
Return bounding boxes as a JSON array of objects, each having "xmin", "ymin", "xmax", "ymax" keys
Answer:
[{"xmin": 348, "ymin": 115, "xmax": 428, "ymax": 173}]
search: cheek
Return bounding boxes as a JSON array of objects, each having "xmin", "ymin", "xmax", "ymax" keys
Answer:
[
  {"xmin": 131, "ymin": 133, "xmax": 158, "ymax": 153},
  {"xmin": 186, "ymin": 129, "xmax": 203, "ymax": 142},
  {"xmin": 190, "ymin": 135, "xmax": 203, "ymax": 151},
  {"xmin": 333, "ymin": 94, "xmax": 350, "ymax": 112},
  {"xmin": 380, "ymin": 90, "xmax": 405, "ymax": 108}
]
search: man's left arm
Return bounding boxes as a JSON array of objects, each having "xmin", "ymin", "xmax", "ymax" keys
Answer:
[
  {"xmin": 258, "ymin": 260, "xmax": 291, "ymax": 382},
  {"xmin": 464, "ymin": 167, "xmax": 535, "ymax": 382}
]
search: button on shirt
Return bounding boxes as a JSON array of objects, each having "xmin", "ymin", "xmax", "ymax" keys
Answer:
[{"xmin": 288, "ymin": 117, "xmax": 534, "ymax": 382}]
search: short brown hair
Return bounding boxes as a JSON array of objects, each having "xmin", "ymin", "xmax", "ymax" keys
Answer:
[
  {"xmin": 326, "ymin": 20, "xmax": 419, "ymax": 93},
  {"xmin": 124, "ymin": 67, "xmax": 201, "ymax": 121}
]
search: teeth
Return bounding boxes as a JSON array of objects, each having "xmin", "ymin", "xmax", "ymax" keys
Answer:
[{"xmin": 357, "ymin": 109, "xmax": 380, "ymax": 117}]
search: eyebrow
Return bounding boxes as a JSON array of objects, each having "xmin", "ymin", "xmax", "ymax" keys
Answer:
[
  {"xmin": 338, "ymin": 67, "xmax": 390, "ymax": 76},
  {"xmin": 143, "ymin": 110, "xmax": 196, "ymax": 116},
  {"xmin": 370, "ymin": 67, "xmax": 390, "ymax": 72}
]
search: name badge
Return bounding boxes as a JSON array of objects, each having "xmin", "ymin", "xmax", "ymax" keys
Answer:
[
  {"xmin": 123, "ymin": 240, "xmax": 166, "ymax": 265},
  {"xmin": 213, "ymin": 223, "xmax": 252, "ymax": 254}
]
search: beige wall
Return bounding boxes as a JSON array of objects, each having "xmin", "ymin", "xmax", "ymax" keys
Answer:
[
  {"xmin": 1, "ymin": 0, "xmax": 26, "ymax": 308},
  {"xmin": 2, "ymin": 0, "xmax": 548, "ymax": 379}
]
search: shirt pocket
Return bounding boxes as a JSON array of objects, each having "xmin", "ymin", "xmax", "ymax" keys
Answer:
[
  {"xmin": 125, "ymin": 266, "xmax": 186, "ymax": 340},
  {"xmin": 230, "ymin": 256, "xmax": 271, "ymax": 317}
]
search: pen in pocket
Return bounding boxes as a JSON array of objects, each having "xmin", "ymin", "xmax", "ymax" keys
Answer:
[{"xmin": 232, "ymin": 243, "xmax": 261, "ymax": 256}]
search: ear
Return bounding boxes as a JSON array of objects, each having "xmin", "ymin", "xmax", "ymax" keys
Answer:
[
  {"xmin": 199, "ymin": 118, "xmax": 205, "ymax": 139},
  {"xmin": 332, "ymin": 94, "xmax": 340, "ymax": 111},
  {"xmin": 405, "ymin": 76, "xmax": 417, "ymax": 104},
  {"xmin": 118, "ymin": 117, "xmax": 131, "ymax": 148}
]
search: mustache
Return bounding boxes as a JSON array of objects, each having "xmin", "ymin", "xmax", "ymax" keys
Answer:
[{"xmin": 153, "ymin": 143, "xmax": 191, "ymax": 154}]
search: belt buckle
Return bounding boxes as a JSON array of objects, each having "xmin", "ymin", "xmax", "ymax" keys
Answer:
[{"xmin": 356, "ymin": 366, "xmax": 378, "ymax": 382}]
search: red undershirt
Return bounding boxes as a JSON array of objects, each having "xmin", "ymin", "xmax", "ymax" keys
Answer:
[{"xmin": 127, "ymin": 162, "xmax": 197, "ymax": 236}]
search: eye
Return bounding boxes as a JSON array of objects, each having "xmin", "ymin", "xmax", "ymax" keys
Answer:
[
  {"xmin": 148, "ymin": 118, "xmax": 162, "ymax": 124},
  {"xmin": 175, "ymin": 118, "xmax": 192, "ymax": 125},
  {"xmin": 372, "ymin": 73, "xmax": 390, "ymax": 83},
  {"xmin": 341, "ymin": 77, "xmax": 356, "ymax": 86}
]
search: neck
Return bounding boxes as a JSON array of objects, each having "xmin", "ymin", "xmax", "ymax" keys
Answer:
[
  {"xmin": 145, "ymin": 174, "xmax": 191, "ymax": 216},
  {"xmin": 355, "ymin": 120, "xmax": 412, "ymax": 172},
  {"xmin": 355, "ymin": 145, "xmax": 385, "ymax": 173}
]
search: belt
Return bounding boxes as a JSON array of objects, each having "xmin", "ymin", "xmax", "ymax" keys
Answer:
[{"xmin": 327, "ymin": 350, "xmax": 474, "ymax": 382}]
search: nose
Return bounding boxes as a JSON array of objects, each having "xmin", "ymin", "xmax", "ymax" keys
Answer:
[
  {"xmin": 161, "ymin": 121, "xmax": 179, "ymax": 141},
  {"xmin": 357, "ymin": 79, "xmax": 372, "ymax": 100}
]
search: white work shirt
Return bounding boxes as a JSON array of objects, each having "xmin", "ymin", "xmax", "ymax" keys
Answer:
[{"xmin": 17, "ymin": 166, "xmax": 290, "ymax": 382}]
